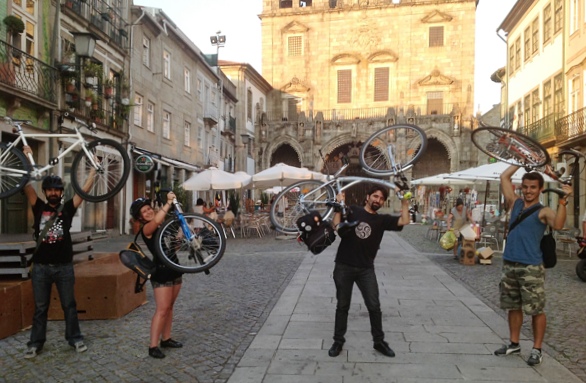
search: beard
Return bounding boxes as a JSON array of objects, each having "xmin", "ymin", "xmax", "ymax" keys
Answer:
[
  {"xmin": 47, "ymin": 195, "xmax": 61, "ymax": 205},
  {"xmin": 370, "ymin": 202, "xmax": 381, "ymax": 211}
]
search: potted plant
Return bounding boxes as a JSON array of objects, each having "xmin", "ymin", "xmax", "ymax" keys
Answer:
[
  {"xmin": 3, "ymin": 15, "xmax": 25, "ymax": 36},
  {"xmin": 92, "ymin": 95, "xmax": 102, "ymax": 110},
  {"xmin": 103, "ymin": 78, "xmax": 115, "ymax": 98},
  {"xmin": 84, "ymin": 89, "xmax": 95, "ymax": 107},
  {"xmin": 83, "ymin": 61, "xmax": 102, "ymax": 86}
]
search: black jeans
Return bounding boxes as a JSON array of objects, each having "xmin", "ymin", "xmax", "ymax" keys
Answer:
[
  {"xmin": 332, "ymin": 262, "xmax": 384, "ymax": 344},
  {"xmin": 28, "ymin": 263, "xmax": 83, "ymax": 349}
]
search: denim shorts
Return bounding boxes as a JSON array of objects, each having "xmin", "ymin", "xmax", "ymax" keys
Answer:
[
  {"xmin": 151, "ymin": 276, "xmax": 183, "ymax": 288},
  {"xmin": 499, "ymin": 261, "xmax": 545, "ymax": 315}
]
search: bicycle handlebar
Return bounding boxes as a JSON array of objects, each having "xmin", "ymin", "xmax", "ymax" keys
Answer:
[{"xmin": 60, "ymin": 112, "xmax": 97, "ymax": 132}]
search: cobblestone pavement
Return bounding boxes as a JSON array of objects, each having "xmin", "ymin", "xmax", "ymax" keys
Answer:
[
  {"xmin": 397, "ymin": 224, "xmax": 586, "ymax": 383},
  {"xmin": 0, "ymin": 235, "xmax": 306, "ymax": 383}
]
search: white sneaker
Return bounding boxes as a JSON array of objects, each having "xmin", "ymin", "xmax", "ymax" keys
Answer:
[
  {"xmin": 74, "ymin": 341, "xmax": 88, "ymax": 353},
  {"xmin": 24, "ymin": 347, "xmax": 37, "ymax": 359}
]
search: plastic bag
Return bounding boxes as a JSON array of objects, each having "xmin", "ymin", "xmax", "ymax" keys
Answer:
[{"xmin": 439, "ymin": 229, "xmax": 457, "ymax": 251}]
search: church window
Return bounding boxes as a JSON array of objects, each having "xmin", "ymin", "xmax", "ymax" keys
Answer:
[
  {"xmin": 374, "ymin": 67, "xmax": 389, "ymax": 102},
  {"xmin": 429, "ymin": 26, "xmax": 444, "ymax": 47},
  {"xmin": 337, "ymin": 70, "xmax": 352, "ymax": 103},
  {"xmin": 426, "ymin": 91, "xmax": 443, "ymax": 115},
  {"xmin": 288, "ymin": 36, "xmax": 302, "ymax": 56}
]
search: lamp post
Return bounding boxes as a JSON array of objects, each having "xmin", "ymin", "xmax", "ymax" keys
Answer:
[
  {"xmin": 210, "ymin": 31, "xmax": 226, "ymax": 72},
  {"xmin": 240, "ymin": 133, "xmax": 251, "ymax": 173},
  {"xmin": 71, "ymin": 32, "xmax": 98, "ymax": 57}
]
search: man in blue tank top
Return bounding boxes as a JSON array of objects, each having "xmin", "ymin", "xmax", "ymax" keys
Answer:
[{"xmin": 496, "ymin": 164, "xmax": 572, "ymax": 366}]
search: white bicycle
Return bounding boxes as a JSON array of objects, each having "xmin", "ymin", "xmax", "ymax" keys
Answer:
[{"xmin": 0, "ymin": 113, "xmax": 130, "ymax": 201}]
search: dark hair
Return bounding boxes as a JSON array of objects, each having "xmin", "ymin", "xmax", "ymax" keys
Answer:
[
  {"xmin": 522, "ymin": 172, "xmax": 544, "ymax": 189},
  {"xmin": 456, "ymin": 198, "xmax": 464, "ymax": 206},
  {"xmin": 196, "ymin": 198, "xmax": 204, "ymax": 206},
  {"xmin": 366, "ymin": 184, "xmax": 389, "ymax": 201}
]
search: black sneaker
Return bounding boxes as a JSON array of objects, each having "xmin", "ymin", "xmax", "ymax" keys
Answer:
[
  {"xmin": 160, "ymin": 338, "xmax": 183, "ymax": 348},
  {"xmin": 373, "ymin": 341, "xmax": 395, "ymax": 357},
  {"xmin": 527, "ymin": 348, "xmax": 543, "ymax": 366},
  {"xmin": 494, "ymin": 343, "xmax": 521, "ymax": 356},
  {"xmin": 328, "ymin": 342, "xmax": 343, "ymax": 357},
  {"xmin": 149, "ymin": 346, "xmax": 165, "ymax": 359}
]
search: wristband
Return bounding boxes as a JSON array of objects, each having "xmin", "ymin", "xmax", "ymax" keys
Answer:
[{"xmin": 559, "ymin": 199, "xmax": 568, "ymax": 206}]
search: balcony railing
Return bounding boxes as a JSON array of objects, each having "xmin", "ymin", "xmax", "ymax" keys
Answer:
[
  {"xmin": 520, "ymin": 113, "xmax": 558, "ymax": 143},
  {"xmin": 555, "ymin": 106, "xmax": 586, "ymax": 142},
  {"xmin": 63, "ymin": 98, "xmax": 127, "ymax": 136},
  {"xmin": 0, "ymin": 40, "xmax": 58, "ymax": 104},
  {"xmin": 265, "ymin": 103, "xmax": 457, "ymax": 122},
  {"xmin": 62, "ymin": 0, "xmax": 128, "ymax": 49}
]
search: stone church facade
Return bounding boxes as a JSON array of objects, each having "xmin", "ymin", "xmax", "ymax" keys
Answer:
[{"xmin": 257, "ymin": 0, "xmax": 484, "ymax": 191}]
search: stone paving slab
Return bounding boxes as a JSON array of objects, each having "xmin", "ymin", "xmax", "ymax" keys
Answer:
[{"xmin": 229, "ymin": 232, "xmax": 584, "ymax": 383}]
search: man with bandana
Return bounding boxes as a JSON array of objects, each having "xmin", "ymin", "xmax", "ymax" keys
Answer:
[{"xmin": 327, "ymin": 185, "xmax": 410, "ymax": 358}]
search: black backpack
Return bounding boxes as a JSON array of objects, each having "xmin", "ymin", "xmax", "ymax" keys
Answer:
[{"xmin": 296, "ymin": 211, "xmax": 336, "ymax": 255}]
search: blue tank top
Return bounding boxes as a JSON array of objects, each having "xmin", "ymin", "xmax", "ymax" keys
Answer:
[{"xmin": 503, "ymin": 199, "xmax": 546, "ymax": 265}]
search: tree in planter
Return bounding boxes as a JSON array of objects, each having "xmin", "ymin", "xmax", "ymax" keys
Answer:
[{"xmin": 3, "ymin": 15, "xmax": 25, "ymax": 36}]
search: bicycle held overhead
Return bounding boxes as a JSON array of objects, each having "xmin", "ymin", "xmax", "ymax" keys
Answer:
[
  {"xmin": 0, "ymin": 113, "xmax": 130, "ymax": 202},
  {"xmin": 269, "ymin": 123, "xmax": 427, "ymax": 234}
]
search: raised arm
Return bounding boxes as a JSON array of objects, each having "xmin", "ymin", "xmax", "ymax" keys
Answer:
[
  {"xmin": 72, "ymin": 164, "xmax": 97, "ymax": 208},
  {"xmin": 142, "ymin": 191, "xmax": 176, "ymax": 238},
  {"xmin": 396, "ymin": 197, "xmax": 411, "ymax": 226},
  {"xmin": 500, "ymin": 164, "xmax": 520, "ymax": 210},
  {"xmin": 21, "ymin": 146, "xmax": 38, "ymax": 206}
]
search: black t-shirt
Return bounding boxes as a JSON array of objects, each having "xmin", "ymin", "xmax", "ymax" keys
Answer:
[
  {"xmin": 142, "ymin": 229, "xmax": 183, "ymax": 283},
  {"xmin": 335, "ymin": 206, "xmax": 402, "ymax": 269},
  {"xmin": 32, "ymin": 199, "xmax": 77, "ymax": 264}
]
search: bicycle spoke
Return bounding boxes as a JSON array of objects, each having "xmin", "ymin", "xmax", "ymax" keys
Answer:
[{"xmin": 0, "ymin": 143, "xmax": 29, "ymax": 199}]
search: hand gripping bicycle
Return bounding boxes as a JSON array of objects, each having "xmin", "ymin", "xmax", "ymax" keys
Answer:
[
  {"xmin": 153, "ymin": 197, "xmax": 226, "ymax": 274},
  {"xmin": 0, "ymin": 113, "xmax": 130, "ymax": 201},
  {"xmin": 471, "ymin": 126, "xmax": 585, "ymax": 189},
  {"xmin": 269, "ymin": 123, "xmax": 426, "ymax": 234}
]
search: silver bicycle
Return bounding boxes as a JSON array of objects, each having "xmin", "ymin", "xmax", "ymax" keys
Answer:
[{"xmin": 269, "ymin": 123, "xmax": 427, "ymax": 234}]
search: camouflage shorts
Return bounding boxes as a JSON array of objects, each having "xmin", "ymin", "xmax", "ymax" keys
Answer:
[{"xmin": 499, "ymin": 261, "xmax": 545, "ymax": 315}]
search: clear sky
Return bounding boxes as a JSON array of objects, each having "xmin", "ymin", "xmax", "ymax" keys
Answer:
[{"xmin": 135, "ymin": 0, "xmax": 516, "ymax": 115}]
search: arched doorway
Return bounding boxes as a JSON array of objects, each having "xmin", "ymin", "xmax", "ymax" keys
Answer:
[
  {"xmin": 271, "ymin": 144, "xmax": 301, "ymax": 167},
  {"xmin": 411, "ymin": 138, "xmax": 450, "ymax": 179}
]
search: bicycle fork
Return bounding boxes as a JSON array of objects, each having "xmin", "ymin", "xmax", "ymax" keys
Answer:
[{"xmin": 174, "ymin": 199, "xmax": 211, "ymax": 275}]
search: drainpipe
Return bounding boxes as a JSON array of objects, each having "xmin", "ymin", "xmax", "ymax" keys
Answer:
[{"xmin": 497, "ymin": 28, "xmax": 508, "ymax": 129}]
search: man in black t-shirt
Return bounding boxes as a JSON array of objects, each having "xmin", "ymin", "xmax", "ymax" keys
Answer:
[
  {"xmin": 22, "ymin": 146, "xmax": 94, "ymax": 359},
  {"xmin": 328, "ymin": 185, "xmax": 410, "ymax": 358}
]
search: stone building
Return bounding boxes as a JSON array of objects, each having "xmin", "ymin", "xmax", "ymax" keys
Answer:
[{"xmin": 257, "ymin": 0, "xmax": 482, "ymax": 206}]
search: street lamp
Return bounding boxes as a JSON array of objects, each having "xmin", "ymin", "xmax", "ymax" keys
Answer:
[
  {"xmin": 71, "ymin": 32, "xmax": 98, "ymax": 57},
  {"xmin": 210, "ymin": 30, "xmax": 226, "ymax": 67}
]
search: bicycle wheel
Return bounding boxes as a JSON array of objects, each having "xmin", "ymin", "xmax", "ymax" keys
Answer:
[
  {"xmin": 71, "ymin": 139, "xmax": 130, "ymax": 202},
  {"xmin": 270, "ymin": 180, "xmax": 336, "ymax": 234},
  {"xmin": 154, "ymin": 213, "xmax": 226, "ymax": 273},
  {"xmin": 0, "ymin": 142, "xmax": 30, "ymax": 199},
  {"xmin": 471, "ymin": 127, "xmax": 549, "ymax": 167},
  {"xmin": 359, "ymin": 124, "xmax": 427, "ymax": 176}
]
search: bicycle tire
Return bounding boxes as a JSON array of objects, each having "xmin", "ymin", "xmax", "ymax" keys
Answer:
[
  {"xmin": 71, "ymin": 139, "xmax": 130, "ymax": 202},
  {"xmin": 269, "ymin": 180, "xmax": 336, "ymax": 234},
  {"xmin": 0, "ymin": 142, "xmax": 30, "ymax": 199},
  {"xmin": 154, "ymin": 213, "xmax": 226, "ymax": 273},
  {"xmin": 359, "ymin": 124, "xmax": 427, "ymax": 176},
  {"xmin": 471, "ymin": 127, "xmax": 550, "ymax": 167}
]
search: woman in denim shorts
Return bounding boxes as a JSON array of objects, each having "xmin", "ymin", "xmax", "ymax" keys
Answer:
[{"xmin": 130, "ymin": 192, "xmax": 183, "ymax": 359}]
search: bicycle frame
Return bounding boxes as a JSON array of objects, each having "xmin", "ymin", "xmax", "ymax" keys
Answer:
[
  {"xmin": 1, "ymin": 119, "xmax": 101, "ymax": 181},
  {"xmin": 171, "ymin": 199, "xmax": 202, "ymax": 250}
]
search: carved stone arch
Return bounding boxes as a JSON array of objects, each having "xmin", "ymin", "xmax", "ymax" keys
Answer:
[
  {"xmin": 367, "ymin": 50, "xmax": 398, "ymax": 63},
  {"xmin": 263, "ymin": 135, "xmax": 305, "ymax": 167},
  {"xmin": 318, "ymin": 132, "xmax": 372, "ymax": 170},
  {"xmin": 418, "ymin": 69, "xmax": 454, "ymax": 87},
  {"xmin": 331, "ymin": 53, "xmax": 361, "ymax": 66},
  {"xmin": 421, "ymin": 10, "xmax": 453, "ymax": 24},
  {"xmin": 424, "ymin": 128, "xmax": 459, "ymax": 171}
]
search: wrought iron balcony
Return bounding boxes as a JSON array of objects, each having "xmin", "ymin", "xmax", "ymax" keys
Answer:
[
  {"xmin": 555, "ymin": 106, "xmax": 586, "ymax": 142},
  {"xmin": 519, "ymin": 113, "xmax": 557, "ymax": 143},
  {"xmin": 62, "ymin": 0, "xmax": 128, "ymax": 49},
  {"xmin": 0, "ymin": 40, "xmax": 58, "ymax": 104}
]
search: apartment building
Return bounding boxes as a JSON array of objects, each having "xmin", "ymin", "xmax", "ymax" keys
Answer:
[
  {"xmin": 127, "ymin": 6, "xmax": 237, "ymax": 227},
  {"xmin": 0, "ymin": 0, "xmax": 130, "ymax": 235}
]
